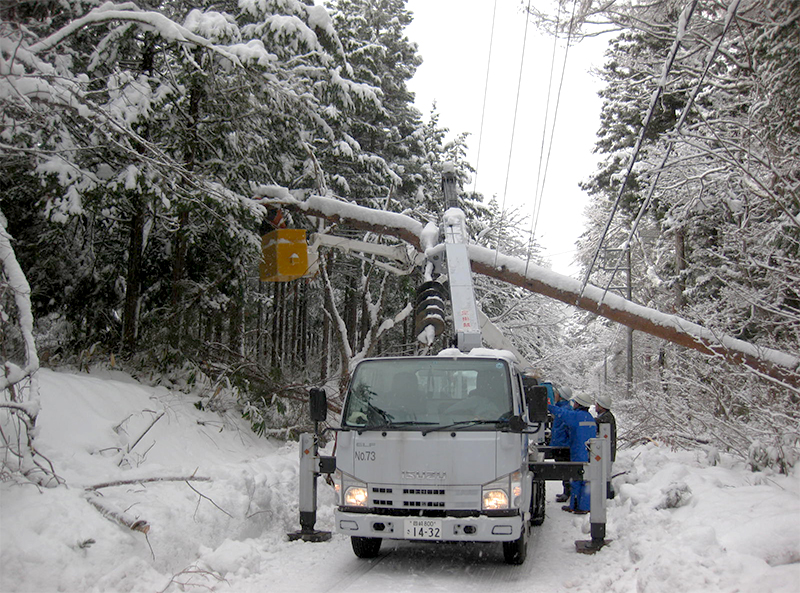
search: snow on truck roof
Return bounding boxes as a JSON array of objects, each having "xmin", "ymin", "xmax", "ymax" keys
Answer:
[
  {"xmin": 357, "ymin": 349, "xmax": 519, "ymax": 367},
  {"xmin": 437, "ymin": 347, "xmax": 519, "ymax": 365}
]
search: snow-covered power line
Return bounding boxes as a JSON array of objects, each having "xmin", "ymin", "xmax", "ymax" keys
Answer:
[
  {"xmin": 600, "ymin": 0, "xmax": 743, "ymax": 301},
  {"xmin": 579, "ymin": 0, "xmax": 701, "ymax": 299}
]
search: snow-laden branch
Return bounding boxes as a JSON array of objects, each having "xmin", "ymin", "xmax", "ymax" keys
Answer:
[
  {"xmin": 0, "ymin": 220, "xmax": 40, "ymax": 397},
  {"xmin": 252, "ymin": 188, "xmax": 426, "ymax": 251},
  {"xmin": 27, "ymin": 2, "xmax": 244, "ymax": 66},
  {"xmin": 263, "ymin": 190, "xmax": 800, "ymax": 388}
]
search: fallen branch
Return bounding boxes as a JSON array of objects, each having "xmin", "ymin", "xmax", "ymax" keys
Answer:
[
  {"xmin": 158, "ymin": 566, "xmax": 226, "ymax": 593},
  {"xmin": 265, "ymin": 193, "xmax": 800, "ymax": 387},
  {"xmin": 126, "ymin": 410, "xmax": 165, "ymax": 455},
  {"xmin": 185, "ymin": 481, "xmax": 233, "ymax": 518},
  {"xmin": 87, "ymin": 475, "xmax": 210, "ymax": 491},
  {"xmin": 85, "ymin": 494, "xmax": 150, "ymax": 534}
]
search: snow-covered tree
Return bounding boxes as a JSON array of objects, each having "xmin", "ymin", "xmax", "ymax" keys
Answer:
[
  {"xmin": 325, "ymin": 0, "xmax": 425, "ymax": 203},
  {"xmin": 565, "ymin": 0, "xmax": 799, "ymax": 468},
  {"xmin": 0, "ymin": 0, "xmax": 400, "ymax": 446}
]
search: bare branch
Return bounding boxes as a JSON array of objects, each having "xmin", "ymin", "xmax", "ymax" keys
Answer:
[{"xmin": 86, "ymin": 475, "xmax": 211, "ymax": 491}]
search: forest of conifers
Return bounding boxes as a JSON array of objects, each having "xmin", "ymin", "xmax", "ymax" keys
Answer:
[{"xmin": 1, "ymin": 0, "xmax": 798, "ymax": 473}]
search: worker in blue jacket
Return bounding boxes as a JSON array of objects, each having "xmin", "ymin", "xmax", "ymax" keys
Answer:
[
  {"xmin": 550, "ymin": 385, "xmax": 572, "ymax": 503},
  {"xmin": 547, "ymin": 391, "xmax": 597, "ymax": 514}
]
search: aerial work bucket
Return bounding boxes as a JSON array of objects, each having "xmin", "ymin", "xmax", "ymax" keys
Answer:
[{"xmin": 260, "ymin": 229, "xmax": 309, "ymax": 282}]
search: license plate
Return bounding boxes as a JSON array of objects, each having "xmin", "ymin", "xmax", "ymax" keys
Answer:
[{"xmin": 404, "ymin": 519, "xmax": 443, "ymax": 540}]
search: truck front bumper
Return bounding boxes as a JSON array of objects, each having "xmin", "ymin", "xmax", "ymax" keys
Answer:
[{"xmin": 335, "ymin": 509, "xmax": 525, "ymax": 542}]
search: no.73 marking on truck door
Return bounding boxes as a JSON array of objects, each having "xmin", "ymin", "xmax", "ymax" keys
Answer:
[{"xmin": 355, "ymin": 450, "xmax": 376, "ymax": 462}]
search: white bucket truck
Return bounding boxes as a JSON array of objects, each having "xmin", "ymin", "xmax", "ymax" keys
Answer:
[
  {"xmin": 292, "ymin": 167, "xmax": 551, "ymax": 563},
  {"xmin": 290, "ymin": 167, "xmax": 610, "ymax": 560},
  {"xmin": 332, "ymin": 349, "xmax": 547, "ymax": 564}
]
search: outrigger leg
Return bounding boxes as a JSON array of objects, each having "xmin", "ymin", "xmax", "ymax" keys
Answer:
[{"xmin": 288, "ymin": 389, "xmax": 335, "ymax": 542}]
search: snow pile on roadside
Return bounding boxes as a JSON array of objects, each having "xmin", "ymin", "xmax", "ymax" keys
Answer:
[
  {"xmin": 587, "ymin": 442, "xmax": 800, "ymax": 593},
  {"xmin": 0, "ymin": 368, "xmax": 322, "ymax": 593}
]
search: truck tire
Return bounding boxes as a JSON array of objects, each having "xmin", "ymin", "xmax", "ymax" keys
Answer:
[
  {"xmin": 351, "ymin": 536, "xmax": 382, "ymax": 558},
  {"xmin": 502, "ymin": 524, "xmax": 528, "ymax": 565},
  {"xmin": 532, "ymin": 480, "xmax": 546, "ymax": 526}
]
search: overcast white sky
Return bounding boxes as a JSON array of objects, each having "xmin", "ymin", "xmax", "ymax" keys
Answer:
[{"xmin": 404, "ymin": 0, "xmax": 609, "ymax": 275}]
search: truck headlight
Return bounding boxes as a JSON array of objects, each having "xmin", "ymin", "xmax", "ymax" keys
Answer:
[
  {"xmin": 344, "ymin": 486, "xmax": 369, "ymax": 507},
  {"xmin": 482, "ymin": 471, "xmax": 524, "ymax": 511},
  {"xmin": 482, "ymin": 488, "xmax": 509, "ymax": 510}
]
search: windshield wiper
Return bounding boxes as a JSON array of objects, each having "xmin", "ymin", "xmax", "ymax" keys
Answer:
[
  {"xmin": 421, "ymin": 419, "xmax": 502, "ymax": 436},
  {"xmin": 357, "ymin": 420, "xmax": 437, "ymax": 432}
]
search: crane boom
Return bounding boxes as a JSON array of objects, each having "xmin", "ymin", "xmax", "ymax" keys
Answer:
[{"xmin": 428, "ymin": 166, "xmax": 483, "ymax": 352}]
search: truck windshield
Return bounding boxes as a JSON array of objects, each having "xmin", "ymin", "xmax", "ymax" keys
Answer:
[{"xmin": 342, "ymin": 358, "xmax": 513, "ymax": 429}]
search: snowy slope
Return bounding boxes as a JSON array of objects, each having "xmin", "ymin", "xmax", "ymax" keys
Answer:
[{"xmin": 1, "ymin": 368, "xmax": 798, "ymax": 593}]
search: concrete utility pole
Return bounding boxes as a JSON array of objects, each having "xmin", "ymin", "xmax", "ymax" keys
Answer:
[
  {"xmin": 601, "ymin": 246, "xmax": 634, "ymax": 397},
  {"xmin": 625, "ymin": 247, "xmax": 633, "ymax": 398}
]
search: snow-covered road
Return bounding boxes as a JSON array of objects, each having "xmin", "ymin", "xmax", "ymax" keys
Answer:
[{"xmin": 239, "ymin": 496, "xmax": 590, "ymax": 593}]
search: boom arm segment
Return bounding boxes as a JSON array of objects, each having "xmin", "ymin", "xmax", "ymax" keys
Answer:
[
  {"xmin": 307, "ymin": 233, "xmax": 423, "ymax": 276},
  {"xmin": 445, "ymin": 242, "xmax": 481, "ymax": 351},
  {"xmin": 436, "ymin": 167, "xmax": 482, "ymax": 352}
]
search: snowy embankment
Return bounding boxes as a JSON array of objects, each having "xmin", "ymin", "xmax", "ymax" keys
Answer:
[
  {"xmin": 0, "ymin": 368, "xmax": 326, "ymax": 592},
  {"xmin": 1, "ymin": 369, "xmax": 798, "ymax": 593}
]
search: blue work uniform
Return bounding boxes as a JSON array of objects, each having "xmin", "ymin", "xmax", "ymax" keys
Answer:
[
  {"xmin": 550, "ymin": 399, "xmax": 571, "ymax": 448},
  {"xmin": 548, "ymin": 403, "xmax": 597, "ymax": 512},
  {"xmin": 550, "ymin": 398, "xmax": 572, "ymax": 498}
]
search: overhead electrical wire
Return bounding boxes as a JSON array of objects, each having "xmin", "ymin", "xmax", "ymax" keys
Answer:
[
  {"xmin": 494, "ymin": 0, "xmax": 533, "ymax": 267},
  {"xmin": 524, "ymin": 0, "xmax": 578, "ymax": 277},
  {"xmin": 578, "ymin": 0, "xmax": 701, "ymax": 300},
  {"xmin": 524, "ymin": 4, "xmax": 562, "ymax": 275},
  {"xmin": 474, "ymin": 0, "xmax": 576, "ymax": 276},
  {"xmin": 471, "ymin": 0, "xmax": 499, "ymax": 196}
]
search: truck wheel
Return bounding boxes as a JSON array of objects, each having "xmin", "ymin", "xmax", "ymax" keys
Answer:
[
  {"xmin": 351, "ymin": 536, "xmax": 382, "ymax": 558},
  {"xmin": 532, "ymin": 480, "xmax": 546, "ymax": 526},
  {"xmin": 502, "ymin": 525, "xmax": 528, "ymax": 565}
]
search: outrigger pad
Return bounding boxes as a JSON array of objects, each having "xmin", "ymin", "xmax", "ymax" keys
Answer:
[
  {"xmin": 287, "ymin": 530, "xmax": 332, "ymax": 543},
  {"xmin": 575, "ymin": 539, "xmax": 611, "ymax": 555}
]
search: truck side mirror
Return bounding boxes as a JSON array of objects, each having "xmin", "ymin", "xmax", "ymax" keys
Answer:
[
  {"xmin": 526, "ymin": 385, "xmax": 549, "ymax": 423},
  {"xmin": 507, "ymin": 415, "xmax": 526, "ymax": 432},
  {"xmin": 309, "ymin": 387, "xmax": 327, "ymax": 422}
]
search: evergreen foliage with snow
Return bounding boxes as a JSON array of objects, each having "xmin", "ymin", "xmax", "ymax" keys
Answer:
[
  {"xmin": 559, "ymin": 0, "xmax": 800, "ymax": 469},
  {"xmin": 1, "ymin": 0, "xmax": 797, "ymax": 480}
]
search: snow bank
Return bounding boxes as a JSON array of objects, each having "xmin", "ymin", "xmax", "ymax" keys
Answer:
[
  {"xmin": 0, "ymin": 369, "xmax": 322, "ymax": 593},
  {"xmin": 597, "ymin": 443, "xmax": 800, "ymax": 593}
]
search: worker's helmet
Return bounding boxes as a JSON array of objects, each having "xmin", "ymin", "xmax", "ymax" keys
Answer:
[
  {"xmin": 596, "ymin": 393, "xmax": 612, "ymax": 410},
  {"xmin": 560, "ymin": 386, "xmax": 573, "ymax": 400},
  {"xmin": 571, "ymin": 392, "xmax": 593, "ymax": 408}
]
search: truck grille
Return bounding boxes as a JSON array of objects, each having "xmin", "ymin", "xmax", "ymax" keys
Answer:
[
  {"xmin": 371, "ymin": 485, "xmax": 447, "ymax": 509},
  {"xmin": 403, "ymin": 488, "xmax": 445, "ymax": 496},
  {"xmin": 403, "ymin": 500, "xmax": 445, "ymax": 508}
]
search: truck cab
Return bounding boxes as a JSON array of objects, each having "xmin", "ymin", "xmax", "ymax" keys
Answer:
[{"xmin": 332, "ymin": 348, "xmax": 547, "ymax": 564}]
